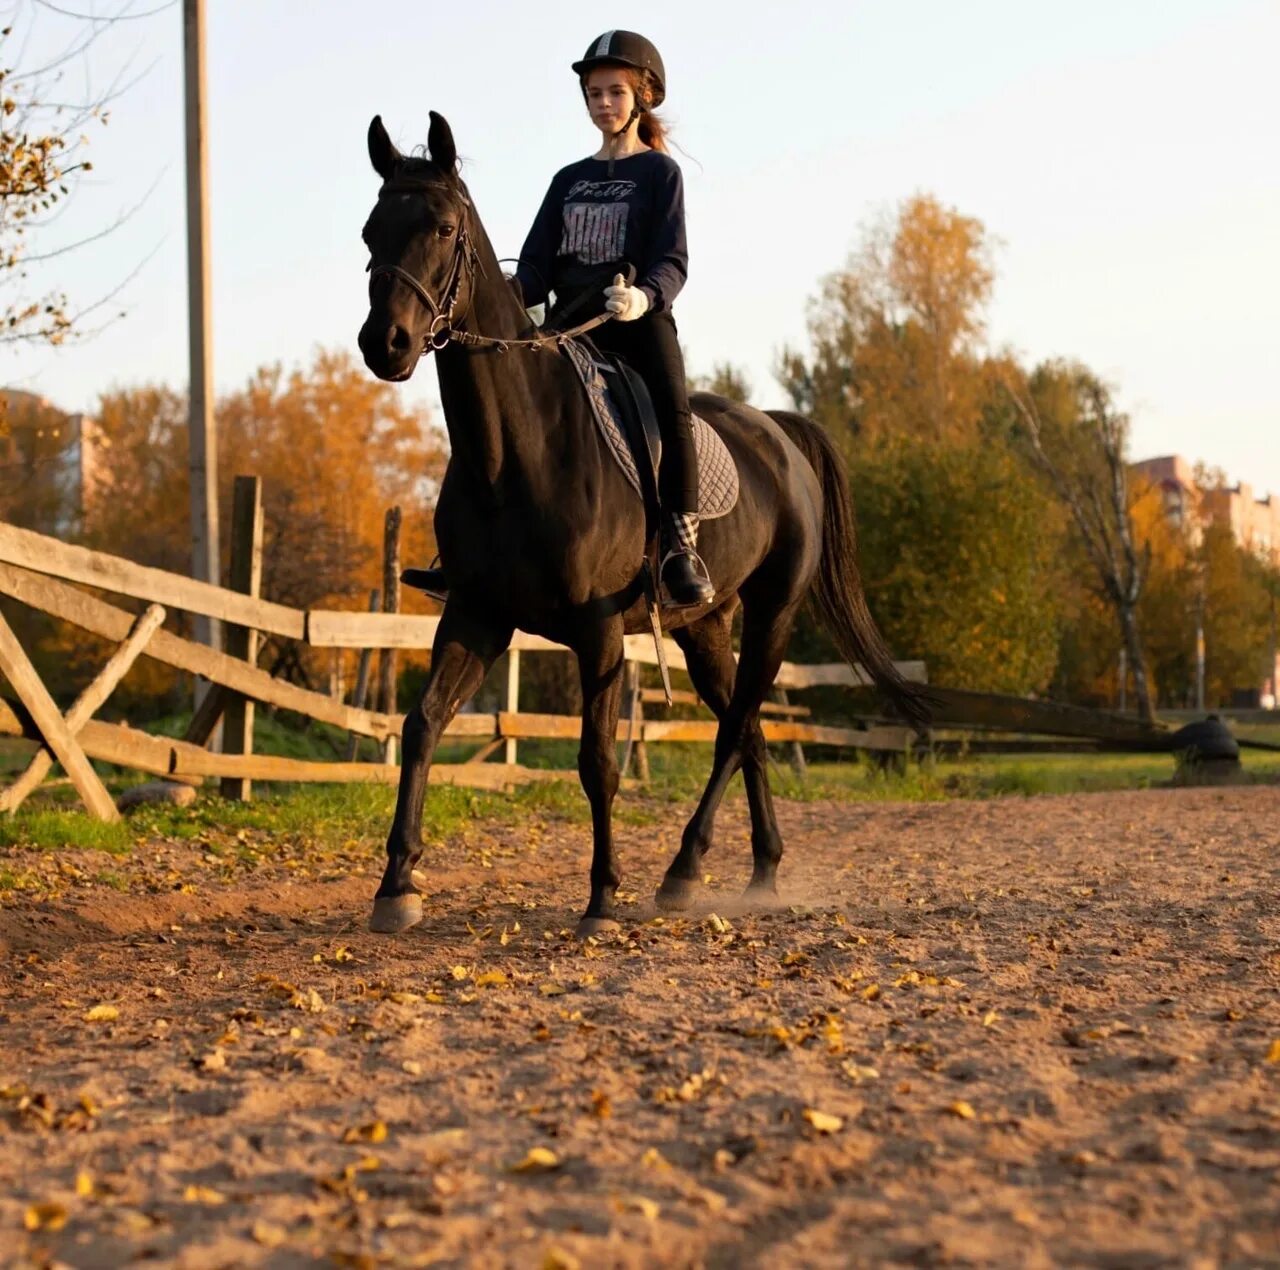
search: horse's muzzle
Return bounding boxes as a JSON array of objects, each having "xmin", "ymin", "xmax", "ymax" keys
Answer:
[{"xmin": 358, "ymin": 316, "xmax": 422, "ymax": 382}]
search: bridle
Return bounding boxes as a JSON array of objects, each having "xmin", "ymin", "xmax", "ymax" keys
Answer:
[
  {"xmin": 367, "ymin": 175, "xmax": 613, "ymax": 356},
  {"xmin": 367, "ymin": 177, "xmax": 479, "ymax": 352}
]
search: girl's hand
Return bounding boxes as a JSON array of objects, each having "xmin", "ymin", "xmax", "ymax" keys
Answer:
[{"xmin": 604, "ymin": 274, "xmax": 649, "ymax": 321}]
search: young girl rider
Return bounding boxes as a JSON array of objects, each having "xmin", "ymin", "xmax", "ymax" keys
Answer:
[{"xmin": 516, "ymin": 30, "xmax": 710, "ymax": 607}]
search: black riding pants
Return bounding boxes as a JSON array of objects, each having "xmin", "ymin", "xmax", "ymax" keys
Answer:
[{"xmin": 589, "ymin": 310, "xmax": 698, "ymax": 515}]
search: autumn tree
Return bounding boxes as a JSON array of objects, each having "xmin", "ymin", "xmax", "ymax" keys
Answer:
[
  {"xmin": 0, "ymin": 388, "xmax": 89, "ymax": 533},
  {"xmin": 1006, "ymin": 362, "xmax": 1156, "ymax": 721},
  {"xmin": 1126, "ymin": 471, "xmax": 1199, "ymax": 707},
  {"xmin": 778, "ymin": 194, "xmax": 1069, "ymax": 695},
  {"xmin": 777, "ymin": 194, "xmax": 995, "ymax": 447},
  {"xmin": 691, "ymin": 361, "xmax": 752, "ymax": 404},
  {"xmin": 217, "ymin": 348, "xmax": 445, "ymax": 610},
  {"xmin": 33, "ymin": 348, "xmax": 445, "ymax": 709}
]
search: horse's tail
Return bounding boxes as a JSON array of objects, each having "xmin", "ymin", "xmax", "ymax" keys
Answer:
[{"xmin": 766, "ymin": 409, "xmax": 933, "ymax": 731}]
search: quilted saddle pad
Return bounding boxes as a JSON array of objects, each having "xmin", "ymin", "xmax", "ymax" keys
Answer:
[{"xmin": 562, "ymin": 339, "xmax": 739, "ymax": 520}]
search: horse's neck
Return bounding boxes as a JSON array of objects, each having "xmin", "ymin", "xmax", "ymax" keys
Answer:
[{"xmin": 435, "ymin": 247, "xmax": 582, "ymax": 502}]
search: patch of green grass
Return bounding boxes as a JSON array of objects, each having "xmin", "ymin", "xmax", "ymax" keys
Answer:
[{"xmin": 0, "ymin": 810, "xmax": 131, "ymax": 854}]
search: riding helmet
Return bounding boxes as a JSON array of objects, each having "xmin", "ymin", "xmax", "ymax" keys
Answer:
[{"xmin": 572, "ymin": 31, "xmax": 666, "ymax": 108}]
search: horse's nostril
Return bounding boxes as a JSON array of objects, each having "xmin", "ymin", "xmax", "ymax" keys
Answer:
[{"xmin": 390, "ymin": 325, "xmax": 412, "ymax": 353}]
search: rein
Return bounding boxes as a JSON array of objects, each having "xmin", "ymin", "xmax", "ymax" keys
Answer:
[{"xmin": 368, "ymin": 176, "xmax": 613, "ymax": 355}]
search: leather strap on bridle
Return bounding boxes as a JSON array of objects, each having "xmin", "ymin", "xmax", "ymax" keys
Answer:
[{"xmin": 368, "ymin": 176, "xmax": 615, "ymax": 355}]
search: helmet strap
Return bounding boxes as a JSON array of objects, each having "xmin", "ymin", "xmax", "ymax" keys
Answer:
[{"xmin": 607, "ymin": 105, "xmax": 643, "ymax": 177}]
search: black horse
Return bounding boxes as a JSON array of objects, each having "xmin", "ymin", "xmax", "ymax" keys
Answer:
[{"xmin": 357, "ymin": 113, "xmax": 928, "ymax": 937}]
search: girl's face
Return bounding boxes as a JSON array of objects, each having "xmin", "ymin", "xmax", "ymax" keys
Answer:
[{"xmin": 584, "ymin": 66, "xmax": 638, "ymax": 137}]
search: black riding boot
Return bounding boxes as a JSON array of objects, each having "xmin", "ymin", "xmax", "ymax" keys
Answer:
[
  {"xmin": 661, "ymin": 513, "xmax": 714, "ymax": 608},
  {"xmin": 400, "ymin": 563, "xmax": 448, "ymax": 602}
]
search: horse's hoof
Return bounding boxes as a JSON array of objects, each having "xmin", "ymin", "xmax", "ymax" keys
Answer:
[
  {"xmin": 368, "ymin": 893, "xmax": 424, "ymax": 934},
  {"xmin": 575, "ymin": 916, "xmax": 621, "ymax": 940},
  {"xmin": 655, "ymin": 876, "xmax": 697, "ymax": 911}
]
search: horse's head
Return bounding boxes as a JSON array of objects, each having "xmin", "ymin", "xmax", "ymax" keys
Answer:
[{"xmin": 357, "ymin": 112, "xmax": 476, "ymax": 382}]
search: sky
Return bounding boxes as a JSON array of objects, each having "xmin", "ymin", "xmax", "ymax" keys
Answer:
[{"xmin": 7, "ymin": 0, "xmax": 1280, "ymax": 498}]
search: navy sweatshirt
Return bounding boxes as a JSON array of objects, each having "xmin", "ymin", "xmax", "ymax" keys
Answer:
[{"xmin": 514, "ymin": 150, "xmax": 688, "ymax": 314}]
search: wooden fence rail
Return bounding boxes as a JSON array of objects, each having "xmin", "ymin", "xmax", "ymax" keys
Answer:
[{"xmin": 0, "ymin": 516, "xmax": 929, "ymax": 819}]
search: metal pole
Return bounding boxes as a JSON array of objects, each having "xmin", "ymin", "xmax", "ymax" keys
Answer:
[
  {"xmin": 1195, "ymin": 592, "xmax": 1206, "ymax": 712},
  {"xmin": 184, "ymin": 0, "xmax": 219, "ymax": 673}
]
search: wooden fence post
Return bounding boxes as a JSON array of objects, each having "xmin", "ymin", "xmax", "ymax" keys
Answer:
[
  {"xmin": 221, "ymin": 475, "xmax": 263, "ymax": 801},
  {"xmin": 379, "ymin": 507, "xmax": 402, "ymax": 765},
  {"xmin": 0, "ymin": 609, "xmax": 119, "ymax": 821},
  {"xmin": 775, "ymin": 686, "xmax": 807, "ymax": 777},
  {"xmin": 0, "ymin": 603, "xmax": 166, "ymax": 814},
  {"xmin": 504, "ymin": 649, "xmax": 521, "ymax": 765},
  {"xmin": 628, "ymin": 660, "xmax": 649, "ymax": 783},
  {"xmin": 346, "ymin": 589, "xmax": 381, "ymax": 761}
]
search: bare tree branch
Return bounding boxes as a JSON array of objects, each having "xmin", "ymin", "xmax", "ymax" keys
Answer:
[{"xmin": 1003, "ymin": 368, "xmax": 1155, "ymax": 720}]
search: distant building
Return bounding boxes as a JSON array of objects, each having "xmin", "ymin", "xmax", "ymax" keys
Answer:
[
  {"xmin": 1201, "ymin": 482, "xmax": 1280, "ymax": 563},
  {"xmin": 0, "ymin": 389, "xmax": 102, "ymax": 536},
  {"xmin": 1131, "ymin": 453, "xmax": 1279, "ymax": 707},
  {"xmin": 1129, "ymin": 454, "xmax": 1202, "ymax": 542}
]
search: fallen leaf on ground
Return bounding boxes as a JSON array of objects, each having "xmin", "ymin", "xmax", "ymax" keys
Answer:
[
  {"xmin": 182, "ymin": 1184, "xmax": 226, "ymax": 1204},
  {"xmin": 290, "ymin": 987, "xmax": 326, "ymax": 1014},
  {"xmin": 803, "ymin": 1107, "xmax": 844, "ymax": 1134},
  {"xmin": 343, "ymin": 1120, "xmax": 388, "ymax": 1144},
  {"xmin": 623, "ymin": 1194, "xmax": 660, "ymax": 1220},
  {"xmin": 842, "ymin": 1062, "xmax": 880, "ymax": 1083},
  {"xmin": 83, "ymin": 1004, "xmax": 118, "ymax": 1023},
  {"xmin": 475, "ymin": 970, "xmax": 508, "ymax": 988},
  {"xmin": 1265, "ymin": 1039, "xmax": 1280, "ymax": 1064},
  {"xmin": 539, "ymin": 982, "xmax": 567, "ymax": 996},
  {"xmin": 252, "ymin": 1220, "xmax": 288, "ymax": 1247},
  {"xmin": 510, "ymin": 1146, "xmax": 560, "ymax": 1172},
  {"xmin": 24, "ymin": 1203, "xmax": 67, "ymax": 1231},
  {"xmin": 946, "ymin": 1100, "xmax": 977, "ymax": 1120},
  {"xmin": 542, "ymin": 1249, "xmax": 581, "ymax": 1270}
]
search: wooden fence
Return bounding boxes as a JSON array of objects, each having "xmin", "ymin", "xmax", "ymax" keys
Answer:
[{"xmin": 0, "ymin": 500, "xmax": 928, "ymax": 821}]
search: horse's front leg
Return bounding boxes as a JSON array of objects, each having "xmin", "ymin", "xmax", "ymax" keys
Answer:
[
  {"xmin": 369, "ymin": 604, "xmax": 512, "ymax": 934},
  {"xmin": 574, "ymin": 615, "xmax": 626, "ymax": 938}
]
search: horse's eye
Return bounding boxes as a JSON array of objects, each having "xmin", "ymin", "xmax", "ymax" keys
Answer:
[{"xmin": 437, "ymin": 224, "xmax": 456, "ymax": 239}]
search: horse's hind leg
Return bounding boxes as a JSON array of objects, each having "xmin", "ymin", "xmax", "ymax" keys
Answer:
[
  {"xmin": 657, "ymin": 598, "xmax": 798, "ymax": 910},
  {"xmin": 370, "ymin": 604, "xmax": 512, "ymax": 934}
]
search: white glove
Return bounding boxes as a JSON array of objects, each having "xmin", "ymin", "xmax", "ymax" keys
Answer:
[{"xmin": 604, "ymin": 273, "xmax": 650, "ymax": 322}]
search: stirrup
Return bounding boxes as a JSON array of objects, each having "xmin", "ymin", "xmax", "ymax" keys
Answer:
[{"xmin": 659, "ymin": 547, "xmax": 714, "ymax": 609}]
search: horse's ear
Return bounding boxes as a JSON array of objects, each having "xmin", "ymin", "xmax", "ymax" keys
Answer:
[
  {"xmin": 427, "ymin": 111, "xmax": 457, "ymax": 173},
  {"xmin": 368, "ymin": 115, "xmax": 401, "ymax": 179}
]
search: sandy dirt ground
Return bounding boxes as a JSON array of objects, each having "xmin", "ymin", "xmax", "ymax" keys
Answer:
[{"xmin": 1, "ymin": 785, "xmax": 1279, "ymax": 1269}]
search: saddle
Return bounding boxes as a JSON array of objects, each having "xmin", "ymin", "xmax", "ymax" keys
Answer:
[{"xmin": 559, "ymin": 336, "xmax": 739, "ymax": 535}]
